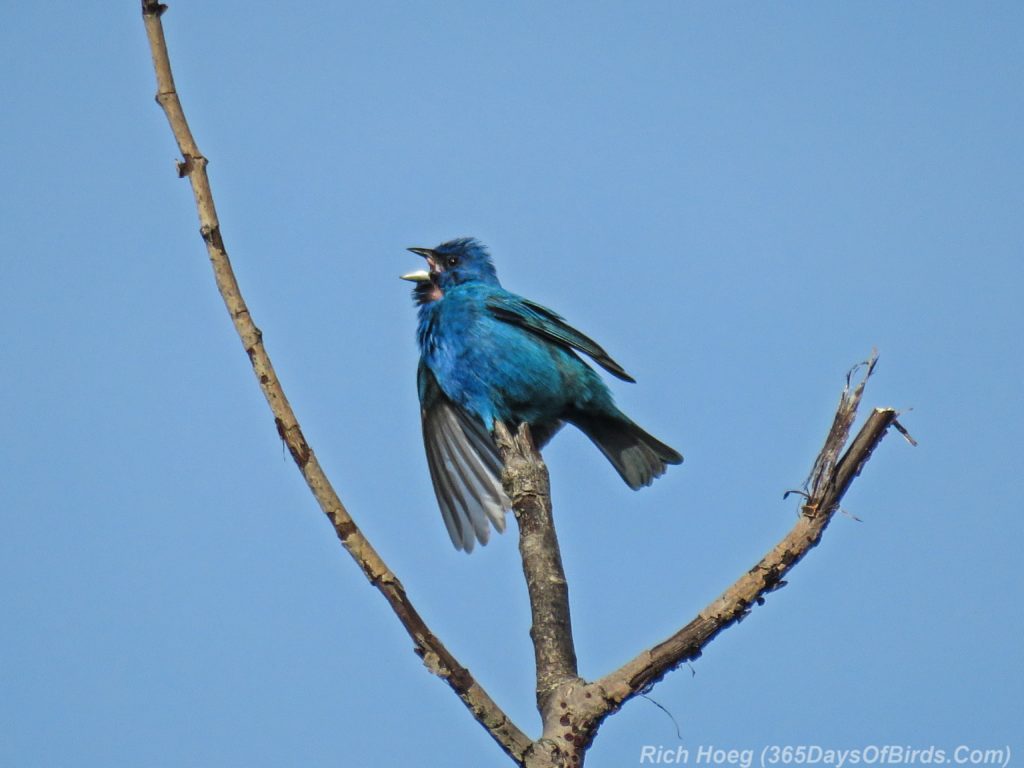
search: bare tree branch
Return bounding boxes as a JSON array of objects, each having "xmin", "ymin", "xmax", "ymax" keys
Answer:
[
  {"xmin": 493, "ymin": 424, "xmax": 581, "ymax": 702},
  {"xmin": 139, "ymin": 2, "xmax": 531, "ymax": 761},
  {"xmin": 595, "ymin": 405, "xmax": 898, "ymax": 706},
  {"xmin": 140, "ymin": 6, "xmax": 908, "ymax": 766},
  {"xmin": 594, "ymin": 355, "xmax": 891, "ymax": 705}
]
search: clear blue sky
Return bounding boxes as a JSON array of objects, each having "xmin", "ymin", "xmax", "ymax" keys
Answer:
[{"xmin": 2, "ymin": 3, "xmax": 1021, "ymax": 766}]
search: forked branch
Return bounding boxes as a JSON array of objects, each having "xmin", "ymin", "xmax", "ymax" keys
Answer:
[
  {"xmin": 491, "ymin": 356, "xmax": 907, "ymax": 768},
  {"xmin": 140, "ymin": 6, "xmax": 908, "ymax": 767}
]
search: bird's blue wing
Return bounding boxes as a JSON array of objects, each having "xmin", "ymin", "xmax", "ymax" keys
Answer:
[
  {"xmin": 485, "ymin": 295, "xmax": 636, "ymax": 383},
  {"xmin": 418, "ymin": 364, "xmax": 510, "ymax": 552}
]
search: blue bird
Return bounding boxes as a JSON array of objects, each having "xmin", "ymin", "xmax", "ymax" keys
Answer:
[{"xmin": 402, "ymin": 237, "xmax": 682, "ymax": 551}]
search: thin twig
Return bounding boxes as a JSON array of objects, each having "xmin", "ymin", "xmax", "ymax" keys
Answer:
[{"xmin": 139, "ymin": 2, "xmax": 531, "ymax": 761}]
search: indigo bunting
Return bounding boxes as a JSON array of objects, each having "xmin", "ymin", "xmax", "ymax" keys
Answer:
[{"xmin": 402, "ymin": 238, "xmax": 682, "ymax": 551}]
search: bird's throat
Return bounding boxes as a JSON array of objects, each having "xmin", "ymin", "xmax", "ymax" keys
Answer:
[{"xmin": 414, "ymin": 281, "xmax": 443, "ymax": 305}]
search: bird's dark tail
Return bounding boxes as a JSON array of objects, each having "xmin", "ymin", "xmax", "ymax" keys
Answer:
[{"xmin": 571, "ymin": 411, "xmax": 683, "ymax": 490}]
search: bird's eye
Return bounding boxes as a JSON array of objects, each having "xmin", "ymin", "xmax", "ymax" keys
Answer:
[{"xmin": 447, "ymin": 256, "xmax": 459, "ymax": 267}]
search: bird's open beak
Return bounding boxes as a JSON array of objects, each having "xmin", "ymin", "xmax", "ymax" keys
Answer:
[
  {"xmin": 401, "ymin": 247, "xmax": 437, "ymax": 282},
  {"xmin": 400, "ymin": 269, "xmax": 431, "ymax": 282}
]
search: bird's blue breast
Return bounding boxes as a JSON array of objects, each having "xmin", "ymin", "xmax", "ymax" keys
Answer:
[{"xmin": 416, "ymin": 284, "xmax": 610, "ymax": 429}]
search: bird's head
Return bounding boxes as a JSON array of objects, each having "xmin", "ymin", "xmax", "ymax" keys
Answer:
[{"xmin": 401, "ymin": 237, "xmax": 499, "ymax": 303}]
